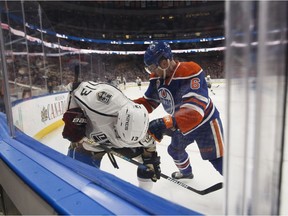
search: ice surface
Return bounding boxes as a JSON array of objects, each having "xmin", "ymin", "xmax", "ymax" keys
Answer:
[{"xmin": 40, "ymin": 83, "xmax": 225, "ymax": 215}]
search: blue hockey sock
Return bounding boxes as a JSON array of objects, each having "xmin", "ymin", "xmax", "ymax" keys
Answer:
[{"xmin": 209, "ymin": 157, "xmax": 223, "ymax": 175}]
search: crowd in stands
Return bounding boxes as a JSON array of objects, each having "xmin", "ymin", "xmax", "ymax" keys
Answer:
[
  {"xmin": 35, "ymin": 1, "xmax": 224, "ymax": 41},
  {"xmin": 4, "ymin": 50, "xmax": 224, "ymax": 96},
  {"xmin": 1, "ymin": 0, "xmax": 224, "ymax": 99},
  {"xmin": 1, "ymin": 1, "xmax": 223, "ymax": 42}
]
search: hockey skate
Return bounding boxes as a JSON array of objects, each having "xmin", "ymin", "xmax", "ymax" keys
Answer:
[{"xmin": 171, "ymin": 171, "xmax": 194, "ymax": 179}]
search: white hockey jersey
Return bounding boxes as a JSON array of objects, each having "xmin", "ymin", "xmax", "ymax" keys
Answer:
[{"xmin": 67, "ymin": 81, "xmax": 154, "ymax": 152}]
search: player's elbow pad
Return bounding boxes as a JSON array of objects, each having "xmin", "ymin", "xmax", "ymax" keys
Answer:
[{"xmin": 174, "ymin": 109, "xmax": 203, "ymax": 133}]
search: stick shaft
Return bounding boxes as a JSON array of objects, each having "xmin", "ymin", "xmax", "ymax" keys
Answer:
[{"xmin": 98, "ymin": 144, "xmax": 223, "ymax": 195}]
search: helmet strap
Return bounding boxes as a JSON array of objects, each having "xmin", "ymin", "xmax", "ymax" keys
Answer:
[{"xmin": 160, "ymin": 59, "xmax": 170, "ymax": 79}]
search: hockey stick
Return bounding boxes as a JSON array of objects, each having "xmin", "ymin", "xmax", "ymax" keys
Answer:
[
  {"xmin": 210, "ymin": 89, "xmax": 215, "ymax": 95},
  {"xmin": 95, "ymin": 143, "xmax": 223, "ymax": 195}
]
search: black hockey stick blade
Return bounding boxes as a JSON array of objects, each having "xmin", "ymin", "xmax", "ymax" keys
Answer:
[
  {"xmin": 161, "ymin": 174, "xmax": 223, "ymax": 195},
  {"xmin": 197, "ymin": 182, "xmax": 223, "ymax": 195}
]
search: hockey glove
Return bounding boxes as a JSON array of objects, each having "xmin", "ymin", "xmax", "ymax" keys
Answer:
[
  {"xmin": 137, "ymin": 152, "xmax": 161, "ymax": 182},
  {"xmin": 148, "ymin": 115, "xmax": 176, "ymax": 142},
  {"xmin": 62, "ymin": 108, "xmax": 87, "ymax": 142}
]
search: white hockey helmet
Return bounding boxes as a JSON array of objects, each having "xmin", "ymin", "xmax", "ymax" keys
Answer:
[{"xmin": 116, "ymin": 103, "xmax": 149, "ymax": 144}]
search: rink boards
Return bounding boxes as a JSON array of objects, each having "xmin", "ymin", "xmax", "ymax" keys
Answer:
[{"xmin": 0, "ymin": 93, "xmax": 199, "ymax": 215}]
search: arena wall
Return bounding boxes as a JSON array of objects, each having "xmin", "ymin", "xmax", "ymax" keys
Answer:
[{"xmin": 0, "ymin": 93, "xmax": 199, "ymax": 215}]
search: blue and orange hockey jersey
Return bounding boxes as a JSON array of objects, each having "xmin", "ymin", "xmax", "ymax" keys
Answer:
[{"xmin": 134, "ymin": 61, "xmax": 215, "ymax": 135}]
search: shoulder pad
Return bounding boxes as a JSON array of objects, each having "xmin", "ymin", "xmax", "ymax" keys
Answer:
[{"xmin": 174, "ymin": 62, "xmax": 202, "ymax": 78}]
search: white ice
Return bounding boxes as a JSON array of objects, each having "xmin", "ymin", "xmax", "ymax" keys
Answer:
[{"xmin": 40, "ymin": 83, "xmax": 225, "ymax": 215}]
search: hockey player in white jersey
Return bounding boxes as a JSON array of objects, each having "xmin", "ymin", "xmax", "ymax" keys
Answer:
[
  {"xmin": 62, "ymin": 81, "xmax": 161, "ymax": 190},
  {"xmin": 205, "ymin": 75, "xmax": 215, "ymax": 95}
]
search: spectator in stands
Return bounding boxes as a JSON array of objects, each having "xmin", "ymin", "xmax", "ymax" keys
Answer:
[
  {"xmin": 22, "ymin": 88, "xmax": 32, "ymax": 99},
  {"xmin": 47, "ymin": 80, "xmax": 54, "ymax": 94}
]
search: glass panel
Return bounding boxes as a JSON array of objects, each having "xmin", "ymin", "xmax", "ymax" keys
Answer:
[
  {"xmin": 0, "ymin": 1, "xmax": 227, "ymax": 214},
  {"xmin": 225, "ymin": 1, "xmax": 287, "ymax": 215}
]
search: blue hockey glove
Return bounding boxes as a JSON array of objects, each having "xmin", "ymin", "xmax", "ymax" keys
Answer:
[
  {"xmin": 137, "ymin": 152, "xmax": 161, "ymax": 182},
  {"xmin": 148, "ymin": 116, "xmax": 176, "ymax": 142}
]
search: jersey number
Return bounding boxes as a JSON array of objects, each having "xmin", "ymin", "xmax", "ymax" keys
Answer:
[
  {"xmin": 190, "ymin": 78, "xmax": 200, "ymax": 90},
  {"xmin": 81, "ymin": 88, "xmax": 92, "ymax": 96}
]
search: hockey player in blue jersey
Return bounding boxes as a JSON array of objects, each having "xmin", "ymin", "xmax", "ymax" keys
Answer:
[{"xmin": 134, "ymin": 41, "xmax": 224, "ymax": 179}]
